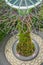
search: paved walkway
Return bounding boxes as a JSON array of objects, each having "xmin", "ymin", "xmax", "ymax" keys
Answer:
[
  {"xmin": 0, "ymin": 31, "xmax": 43, "ymax": 65},
  {"xmin": 33, "ymin": 31, "xmax": 43, "ymax": 39},
  {"xmin": 5, "ymin": 33, "xmax": 43, "ymax": 65},
  {"xmin": 0, "ymin": 35, "xmax": 11, "ymax": 65}
]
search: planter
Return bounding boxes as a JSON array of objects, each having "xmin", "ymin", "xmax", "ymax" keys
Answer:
[{"xmin": 12, "ymin": 39, "xmax": 39, "ymax": 61}]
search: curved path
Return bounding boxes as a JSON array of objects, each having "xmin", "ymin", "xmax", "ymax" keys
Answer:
[
  {"xmin": 33, "ymin": 31, "xmax": 43, "ymax": 39},
  {"xmin": 0, "ymin": 31, "xmax": 43, "ymax": 65},
  {"xmin": 5, "ymin": 33, "xmax": 43, "ymax": 65},
  {"xmin": 0, "ymin": 35, "xmax": 11, "ymax": 65}
]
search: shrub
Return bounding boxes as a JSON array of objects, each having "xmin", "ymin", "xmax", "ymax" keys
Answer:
[{"xmin": 16, "ymin": 32, "xmax": 35, "ymax": 56}]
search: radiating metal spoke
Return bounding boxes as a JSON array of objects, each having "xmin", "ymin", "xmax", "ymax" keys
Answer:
[
  {"xmin": 19, "ymin": 0, "xmax": 22, "ymax": 6},
  {"xmin": 5, "ymin": 0, "xmax": 42, "ymax": 34},
  {"xmin": 25, "ymin": 0, "xmax": 28, "ymax": 7},
  {"xmin": 28, "ymin": 0, "xmax": 39, "ymax": 16},
  {"xmin": 36, "ymin": 0, "xmax": 40, "ymax": 2},
  {"xmin": 13, "ymin": 0, "xmax": 18, "ymax": 4},
  {"xmin": 18, "ymin": 0, "xmax": 23, "ymax": 16},
  {"xmin": 29, "ymin": 0, "xmax": 35, "ymax": 6},
  {"xmin": 8, "ymin": 0, "xmax": 12, "ymax": 2}
]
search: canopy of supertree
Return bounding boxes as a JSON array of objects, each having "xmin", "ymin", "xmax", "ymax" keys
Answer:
[{"xmin": 5, "ymin": 0, "xmax": 42, "ymax": 10}]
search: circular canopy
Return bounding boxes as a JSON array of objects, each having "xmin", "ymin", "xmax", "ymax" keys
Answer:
[{"xmin": 5, "ymin": 0, "xmax": 42, "ymax": 9}]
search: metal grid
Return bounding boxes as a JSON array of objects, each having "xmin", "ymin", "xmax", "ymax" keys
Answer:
[{"xmin": 5, "ymin": 0, "xmax": 42, "ymax": 9}]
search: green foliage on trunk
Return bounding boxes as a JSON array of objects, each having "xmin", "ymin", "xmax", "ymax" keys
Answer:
[
  {"xmin": 17, "ymin": 32, "xmax": 35, "ymax": 56},
  {"xmin": 16, "ymin": 18, "xmax": 35, "ymax": 56}
]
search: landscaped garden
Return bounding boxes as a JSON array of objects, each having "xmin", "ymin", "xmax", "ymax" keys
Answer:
[
  {"xmin": 0, "ymin": 0, "xmax": 43, "ymax": 65},
  {"xmin": 0, "ymin": 0, "xmax": 43, "ymax": 42},
  {"xmin": 0, "ymin": 0, "xmax": 17, "ymax": 41}
]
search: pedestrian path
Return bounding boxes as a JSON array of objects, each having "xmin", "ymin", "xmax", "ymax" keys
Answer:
[{"xmin": 5, "ymin": 33, "xmax": 43, "ymax": 65}]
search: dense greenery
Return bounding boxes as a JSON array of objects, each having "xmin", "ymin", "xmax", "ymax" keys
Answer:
[
  {"xmin": 38, "ymin": 5, "xmax": 43, "ymax": 21},
  {"xmin": 18, "ymin": 8, "xmax": 33, "ymax": 16},
  {"xmin": 17, "ymin": 32, "xmax": 35, "ymax": 56},
  {"xmin": 0, "ymin": 0, "xmax": 43, "ymax": 42},
  {"xmin": 0, "ymin": 0, "xmax": 17, "ymax": 41},
  {"xmin": 16, "ymin": 19, "xmax": 35, "ymax": 56},
  {"xmin": 0, "ymin": 0, "xmax": 43, "ymax": 57}
]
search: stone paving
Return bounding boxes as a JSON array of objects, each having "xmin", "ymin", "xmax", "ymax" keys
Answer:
[
  {"xmin": 0, "ymin": 34, "xmax": 11, "ymax": 65},
  {"xmin": 5, "ymin": 33, "xmax": 43, "ymax": 65}
]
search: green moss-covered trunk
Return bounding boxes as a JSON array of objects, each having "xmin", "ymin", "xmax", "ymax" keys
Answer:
[
  {"xmin": 17, "ymin": 31, "xmax": 35, "ymax": 56},
  {"xmin": 16, "ymin": 18, "xmax": 35, "ymax": 56},
  {"xmin": 19, "ymin": 31, "xmax": 32, "ymax": 44}
]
